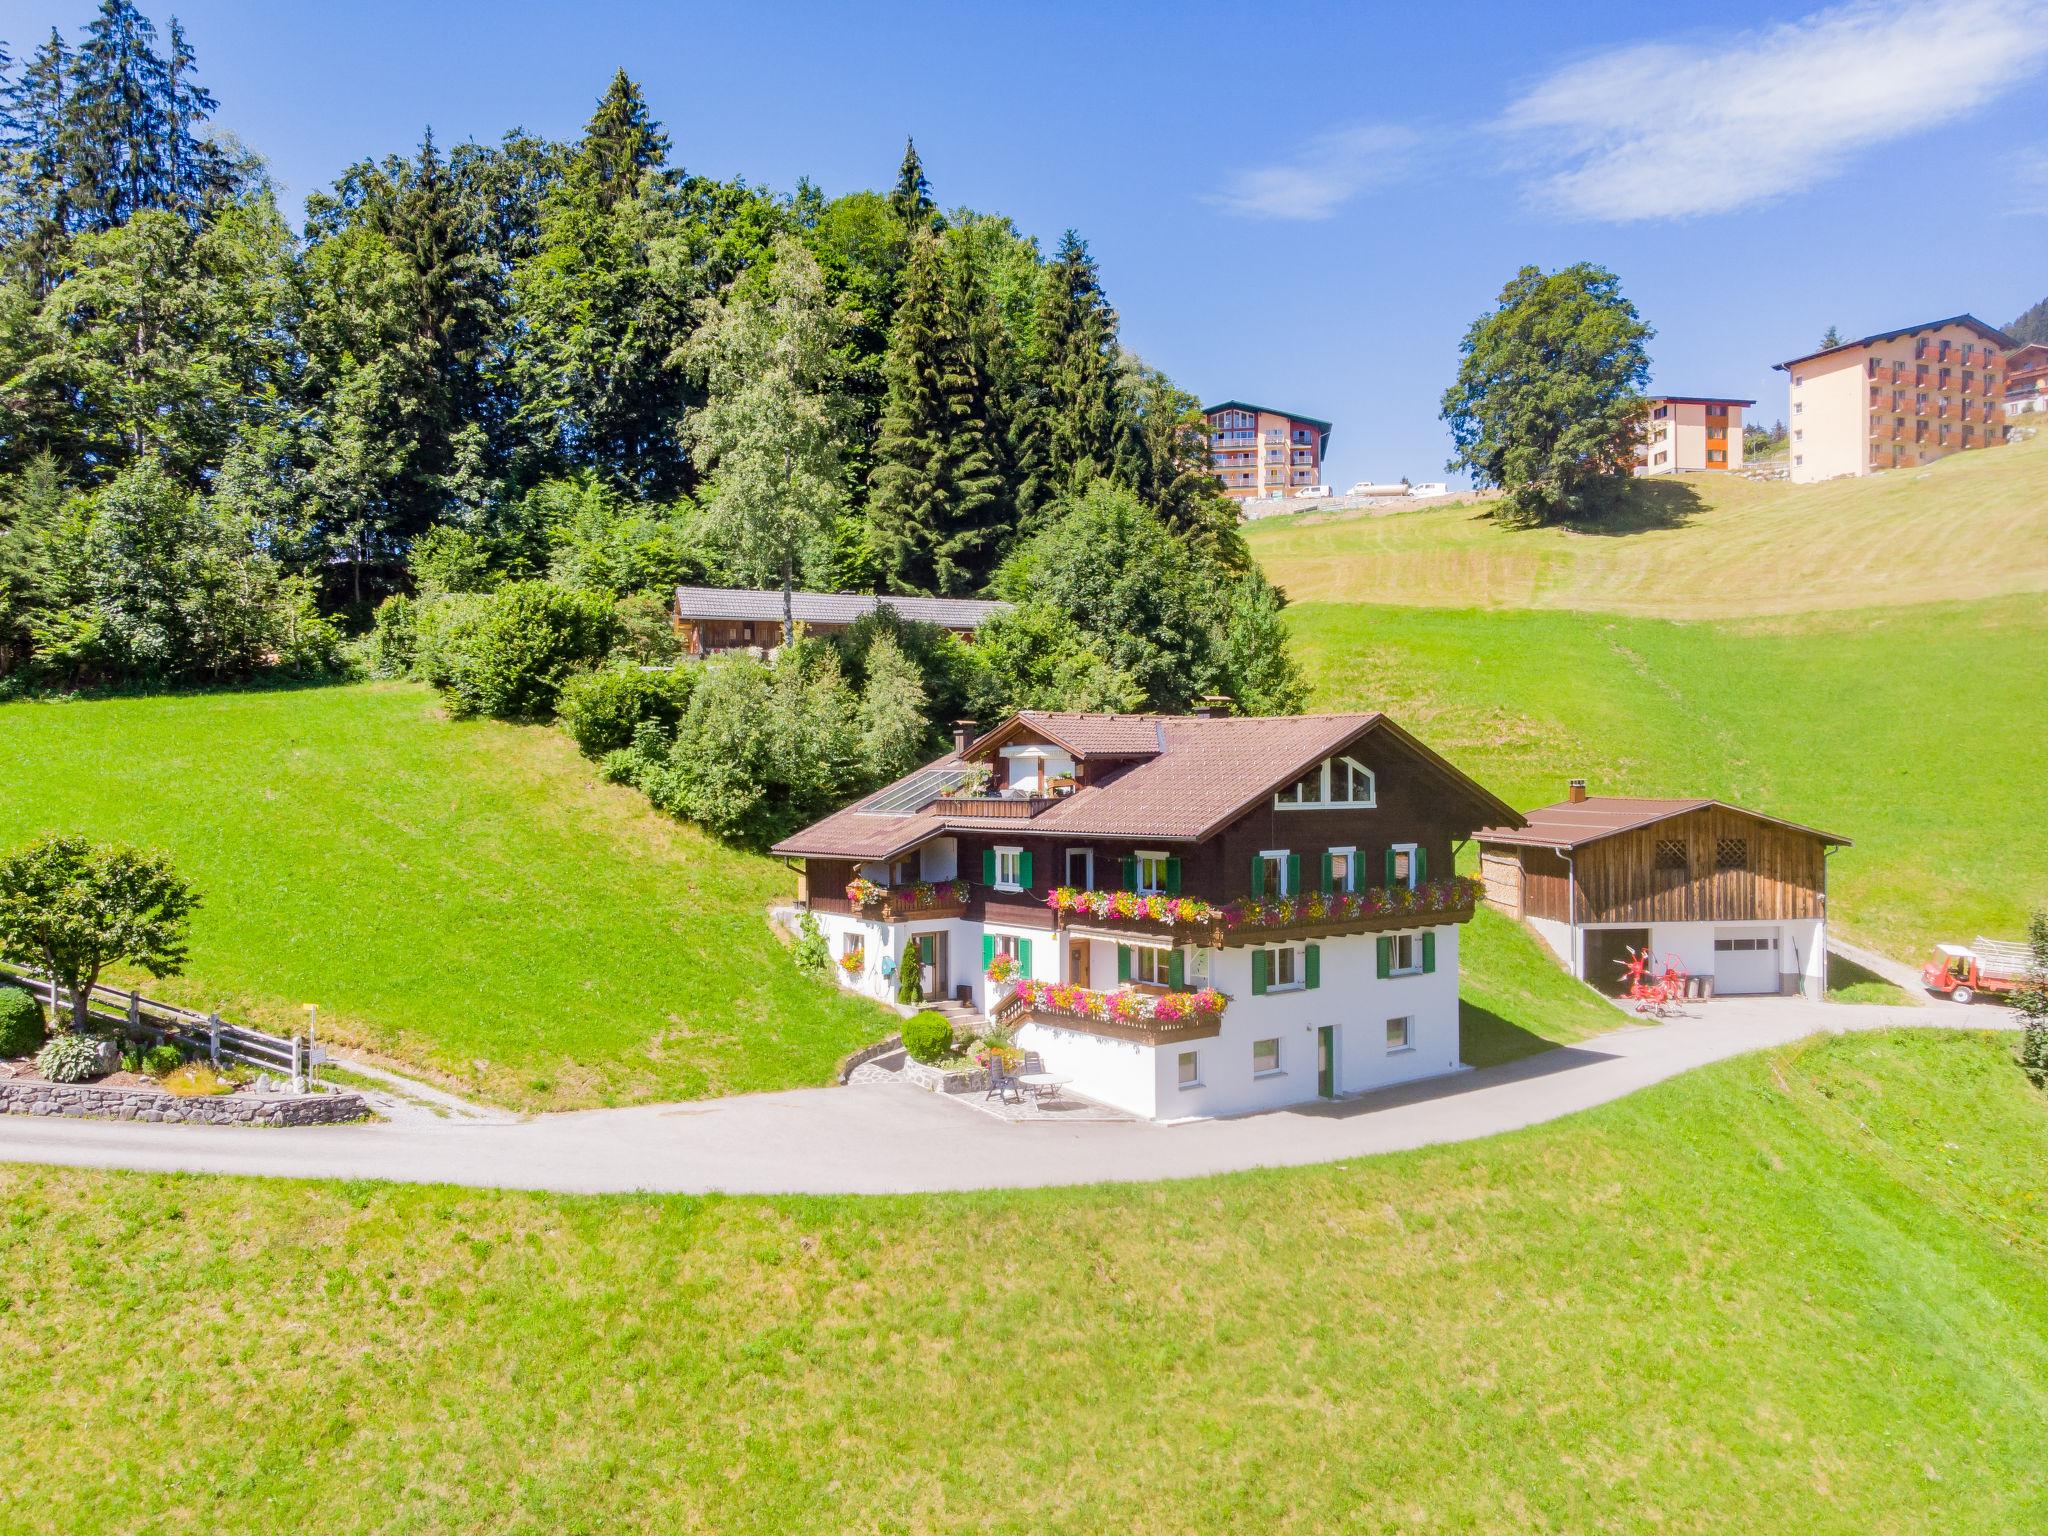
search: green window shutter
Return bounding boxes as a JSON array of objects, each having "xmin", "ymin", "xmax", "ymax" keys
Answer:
[
  {"xmin": 982, "ymin": 934, "xmax": 995, "ymax": 970},
  {"xmin": 1165, "ymin": 858, "xmax": 1182, "ymax": 895},
  {"xmin": 1415, "ymin": 846, "xmax": 1428, "ymax": 883},
  {"xmin": 1019, "ymin": 850, "xmax": 1033, "ymax": 891},
  {"xmin": 1304, "ymin": 942, "xmax": 1321, "ymax": 990},
  {"xmin": 1121, "ymin": 856, "xmax": 1138, "ymax": 891},
  {"xmin": 1249, "ymin": 855, "xmax": 1265, "ymax": 900},
  {"xmin": 1421, "ymin": 932, "xmax": 1437, "ymax": 974},
  {"xmin": 1319, "ymin": 852, "xmax": 1333, "ymax": 892},
  {"xmin": 1251, "ymin": 949, "xmax": 1269, "ymax": 995},
  {"xmin": 983, "ymin": 848, "xmax": 997, "ymax": 884},
  {"xmin": 1376, "ymin": 936, "xmax": 1392, "ymax": 979},
  {"xmin": 1169, "ymin": 948, "xmax": 1185, "ymax": 988},
  {"xmin": 1117, "ymin": 945, "xmax": 1131, "ymax": 983},
  {"xmin": 1384, "ymin": 848, "xmax": 1397, "ymax": 886},
  {"xmin": 1018, "ymin": 937, "xmax": 1033, "ymax": 976},
  {"xmin": 1287, "ymin": 853, "xmax": 1301, "ymax": 895}
]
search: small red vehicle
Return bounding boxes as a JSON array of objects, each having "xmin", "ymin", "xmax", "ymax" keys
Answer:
[{"xmin": 1922, "ymin": 940, "xmax": 2030, "ymax": 1005}]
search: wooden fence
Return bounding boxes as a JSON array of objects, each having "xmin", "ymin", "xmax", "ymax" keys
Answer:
[{"xmin": 1, "ymin": 961, "xmax": 324, "ymax": 1093}]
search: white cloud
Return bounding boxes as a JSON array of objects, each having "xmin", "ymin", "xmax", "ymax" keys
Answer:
[
  {"xmin": 1204, "ymin": 124, "xmax": 1421, "ymax": 220},
  {"xmin": 2011, "ymin": 146, "xmax": 2048, "ymax": 215},
  {"xmin": 1502, "ymin": 0, "xmax": 2048, "ymax": 221}
]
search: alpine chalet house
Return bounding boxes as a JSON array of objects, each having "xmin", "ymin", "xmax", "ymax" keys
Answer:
[
  {"xmin": 1476, "ymin": 783, "xmax": 1849, "ymax": 1001},
  {"xmin": 772, "ymin": 709, "xmax": 1520, "ymax": 1120}
]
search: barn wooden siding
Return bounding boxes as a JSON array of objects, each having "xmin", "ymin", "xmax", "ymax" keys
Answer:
[{"xmin": 1571, "ymin": 807, "xmax": 1825, "ymax": 925}]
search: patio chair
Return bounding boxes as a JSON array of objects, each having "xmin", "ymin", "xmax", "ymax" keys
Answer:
[{"xmin": 981, "ymin": 1054, "xmax": 1023, "ymax": 1105}]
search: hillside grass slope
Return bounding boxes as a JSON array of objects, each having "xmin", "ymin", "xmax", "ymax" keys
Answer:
[
  {"xmin": 0, "ymin": 683, "xmax": 892, "ymax": 1109},
  {"xmin": 2, "ymin": 1029, "xmax": 2042, "ymax": 1534},
  {"xmin": 1251, "ymin": 429, "xmax": 2048, "ymax": 619}
]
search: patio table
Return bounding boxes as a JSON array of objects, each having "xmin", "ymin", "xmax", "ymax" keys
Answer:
[{"xmin": 1016, "ymin": 1073, "xmax": 1069, "ymax": 1102}]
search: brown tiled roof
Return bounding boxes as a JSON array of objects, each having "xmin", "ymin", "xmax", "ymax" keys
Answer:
[
  {"xmin": 673, "ymin": 585, "xmax": 1006, "ymax": 630},
  {"xmin": 1772, "ymin": 313, "xmax": 2016, "ymax": 371},
  {"xmin": 1475, "ymin": 797, "xmax": 1850, "ymax": 851},
  {"xmin": 770, "ymin": 711, "xmax": 1522, "ymax": 860}
]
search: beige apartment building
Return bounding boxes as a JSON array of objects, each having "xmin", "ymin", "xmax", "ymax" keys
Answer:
[
  {"xmin": 1774, "ymin": 315, "xmax": 2013, "ymax": 484},
  {"xmin": 1634, "ymin": 396, "xmax": 1752, "ymax": 474},
  {"xmin": 1203, "ymin": 401, "xmax": 1332, "ymax": 500}
]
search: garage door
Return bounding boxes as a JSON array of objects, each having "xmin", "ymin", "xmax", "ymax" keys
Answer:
[{"xmin": 1713, "ymin": 931, "xmax": 1780, "ymax": 995}]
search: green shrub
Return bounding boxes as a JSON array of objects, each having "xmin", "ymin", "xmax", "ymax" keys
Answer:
[
  {"xmin": 365, "ymin": 594, "xmax": 420, "ymax": 679},
  {"xmin": 901, "ymin": 1010, "xmax": 955, "ymax": 1065},
  {"xmin": 790, "ymin": 913, "xmax": 829, "ymax": 976},
  {"xmin": 896, "ymin": 955, "xmax": 924, "ymax": 1006},
  {"xmin": 142, "ymin": 1042, "xmax": 185, "ymax": 1077},
  {"xmin": 35, "ymin": 1033, "xmax": 104, "ymax": 1083},
  {"xmin": 557, "ymin": 666, "xmax": 694, "ymax": 758},
  {"xmin": 0, "ymin": 987, "xmax": 45, "ymax": 1056},
  {"xmin": 438, "ymin": 582, "xmax": 623, "ymax": 721}
]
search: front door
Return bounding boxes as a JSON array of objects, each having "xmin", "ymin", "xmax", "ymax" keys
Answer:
[
  {"xmin": 1317, "ymin": 1025, "xmax": 1335, "ymax": 1098},
  {"xmin": 1069, "ymin": 939, "xmax": 1091, "ymax": 989},
  {"xmin": 915, "ymin": 932, "xmax": 945, "ymax": 1000}
]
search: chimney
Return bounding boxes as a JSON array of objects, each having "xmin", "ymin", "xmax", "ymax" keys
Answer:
[
  {"xmin": 1193, "ymin": 695, "xmax": 1234, "ymax": 720},
  {"xmin": 1567, "ymin": 777, "xmax": 1588, "ymax": 804},
  {"xmin": 952, "ymin": 719, "xmax": 978, "ymax": 755}
]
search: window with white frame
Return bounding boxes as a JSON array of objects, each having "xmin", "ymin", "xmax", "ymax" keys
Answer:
[
  {"xmin": 1252, "ymin": 1037, "xmax": 1281, "ymax": 1076},
  {"xmin": 1131, "ymin": 945, "xmax": 1172, "ymax": 986},
  {"xmin": 1266, "ymin": 944, "xmax": 1301, "ymax": 990},
  {"xmin": 1178, "ymin": 1050, "xmax": 1200, "ymax": 1088},
  {"xmin": 1386, "ymin": 1015, "xmax": 1413, "ymax": 1051},
  {"xmin": 1327, "ymin": 846, "xmax": 1357, "ymax": 892},
  {"xmin": 1275, "ymin": 755, "xmax": 1376, "ymax": 809},
  {"xmin": 992, "ymin": 934, "xmax": 1020, "ymax": 962},
  {"xmin": 994, "ymin": 846, "xmax": 1024, "ymax": 891},
  {"xmin": 841, "ymin": 932, "xmax": 865, "ymax": 969},
  {"xmin": 1065, "ymin": 847, "xmax": 1093, "ymax": 890},
  {"xmin": 1260, "ymin": 850, "xmax": 1292, "ymax": 897},
  {"xmin": 1389, "ymin": 842, "xmax": 1419, "ymax": 890},
  {"xmin": 1388, "ymin": 934, "xmax": 1421, "ymax": 976},
  {"xmin": 1135, "ymin": 850, "xmax": 1171, "ymax": 894}
]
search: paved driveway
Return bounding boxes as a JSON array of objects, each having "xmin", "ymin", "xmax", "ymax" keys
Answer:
[{"xmin": 0, "ymin": 996, "xmax": 2011, "ymax": 1197}]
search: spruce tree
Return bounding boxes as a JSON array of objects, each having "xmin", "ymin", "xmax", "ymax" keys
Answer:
[
  {"xmin": 1031, "ymin": 229, "xmax": 1125, "ymax": 504},
  {"xmin": 867, "ymin": 232, "xmax": 1001, "ymax": 596},
  {"xmin": 161, "ymin": 17, "xmax": 226, "ymax": 220},
  {"xmin": 889, "ymin": 137, "xmax": 936, "ymax": 228},
  {"xmin": 63, "ymin": 0, "xmax": 174, "ymax": 232},
  {"xmin": 0, "ymin": 30, "xmax": 73, "ymax": 287},
  {"xmin": 577, "ymin": 69, "xmax": 669, "ymax": 211}
]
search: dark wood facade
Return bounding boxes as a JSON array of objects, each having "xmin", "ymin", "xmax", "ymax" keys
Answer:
[
  {"xmin": 796, "ymin": 725, "xmax": 1486, "ymax": 938},
  {"xmin": 1482, "ymin": 805, "xmax": 1829, "ymax": 927}
]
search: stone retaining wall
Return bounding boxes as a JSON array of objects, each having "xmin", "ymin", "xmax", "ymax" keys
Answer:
[
  {"xmin": 901, "ymin": 1059, "xmax": 988, "ymax": 1095},
  {"xmin": 0, "ymin": 1077, "xmax": 369, "ymax": 1127},
  {"xmin": 836, "ymin": 1033, "xmax": 905, "ymax": 1084}
]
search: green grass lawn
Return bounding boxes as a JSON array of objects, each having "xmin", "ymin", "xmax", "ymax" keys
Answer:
[
  {"xmin": 1283, "ymin": 596, "xmax": 2048, "ymax": 961},
  {"xmin": 2, "ymin": 1028, "xmax": 2042, "ymax": 1533},
  {"xmin": 1248, "ymin": 428, "xmax": 2048, "ymax": 619},
  {"xmin": 0, "ymin": 682, "xmax": 891, "ymax": 1110}
]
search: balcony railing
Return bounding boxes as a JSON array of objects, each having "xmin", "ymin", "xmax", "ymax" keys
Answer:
[
  {"xmin": 840, "ymin": 878, "xmax": 971, "ymax": 921},
  {"xmin": 939, "ymin": 793, "xmax": 1060, "ymax": 819},
  {"xmin": 1043, "ymin": 876, "xmax": 1482, "ymax": 947},
  {"xmin": 992, "ymin": 978, "xmax": 1227, "ymax": 1044}
]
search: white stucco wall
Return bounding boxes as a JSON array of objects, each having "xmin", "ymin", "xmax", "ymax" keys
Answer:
[{"xmin": 1575, "ymin": 917, "xmax": 1827, "ymax": 1000}]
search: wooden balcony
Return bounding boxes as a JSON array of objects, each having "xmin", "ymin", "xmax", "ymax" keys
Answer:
[
  {"xmin": 991, "ymin": 983, "xmax": 1225, "ymax": 1046},
  {"xmin": 813, "ymin": 880, "xmax": 971, "ymax": 921},
  {"xmin": 1048, "ymin": 879, "xmax": 1482, "ymax": 949},
  {"xmin": 939, "ymin": 794, "xmax": 1059, "ymax": 820}
]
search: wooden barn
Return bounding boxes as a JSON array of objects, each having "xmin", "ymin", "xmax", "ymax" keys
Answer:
[{"xmin": 1476, "ymin": 782, "xmax": 1850, "ymax": 1000}]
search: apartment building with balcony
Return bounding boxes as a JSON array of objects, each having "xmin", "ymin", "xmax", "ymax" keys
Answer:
[
  {"xmin": 1773, "ymin": 315, "xmax": 2014, "ymax": 483},
  {"xmin": 1633, "ymin": 396, "xmax": 1753, "ymax": 475},
  {"xmin": 2005, "ymin": 342, "xmax": 2048, "ymax": 417},
  {"xmin": 1203, "ymin": 400, "xmax": 1332, "ymax": 501}
]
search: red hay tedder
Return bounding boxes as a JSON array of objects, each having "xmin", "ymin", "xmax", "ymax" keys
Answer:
[{"xmin": 1616, "ymin": 946, "xmax": 1690, "ymax": 1016}]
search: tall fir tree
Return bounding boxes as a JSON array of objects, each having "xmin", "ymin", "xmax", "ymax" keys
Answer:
[
  {"xmin": 889, "ymin": 136, "xmax": 936, "ymax": 229},
  {"xmin": 867, "ymin": 232, "xmax": 1001, "ymax": 595},
  {"xmin": 1029, "ymin": 230, "xmax": 1126, "ymax": 505},
  {"xmin": 161, "ymin": 17, "xmax": 225, "ymax": 221},
  {"xmin": 0, "ymin": 31, "xmax": 73, "ymax": 288},
  {"xmin": 576, "ymin": 69, "xmax": 669, "ymax": 212},
  {"xmin": 63, "ymin": 0, "xmax": 174, "ymax": 233}
]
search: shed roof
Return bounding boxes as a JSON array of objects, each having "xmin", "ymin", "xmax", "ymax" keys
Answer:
[
  {"xmin": 673, "ymin": 586, "xmax": 1006, "ymax": 630},
  {"xmin": 1772, "ymin": 314, "xmax": 2017, "ymax": 371},
  {"xmin": 1474, "ymin": 796, "xmax": 1850, "ymax": 852}
]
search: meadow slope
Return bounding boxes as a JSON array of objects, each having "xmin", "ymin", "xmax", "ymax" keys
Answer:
[
  {"xmin": 0, "ymin": 683, "xmax": 892, "ymax": 1109},
  {"xmin": 1, "ymin": 1029, "xmax": 2042, "ymax": 1534},
  {"xmin": 1251, "ymin": 428, "xmax": 2048, "ymax": 619}
]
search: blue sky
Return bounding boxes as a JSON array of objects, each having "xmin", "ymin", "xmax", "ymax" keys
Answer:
[{"xmin": 7, "ymin": 0, "xmax": 2047, "ymax": 487}]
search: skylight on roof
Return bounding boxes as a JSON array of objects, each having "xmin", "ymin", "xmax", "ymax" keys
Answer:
[{"xmin": 858, "ymin": 765, "xmax": 970, "ymax": 816}]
